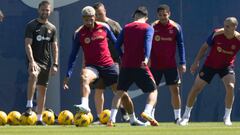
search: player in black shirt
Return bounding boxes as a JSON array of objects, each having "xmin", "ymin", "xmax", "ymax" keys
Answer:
[{"xmin": 24, "ymin": 0, "xmax": 58, "ymax": 125}]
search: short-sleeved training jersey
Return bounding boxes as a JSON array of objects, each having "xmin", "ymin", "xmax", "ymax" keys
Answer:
[
  {"xmin": 204, "ymin": 28, "xmax": 240, "ymax": 68},
  {"xmin": 25, "ymin": 19, "xmax": 57, "ymax": 67}
]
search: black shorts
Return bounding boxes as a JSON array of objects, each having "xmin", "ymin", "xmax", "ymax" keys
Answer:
[
  {"xmin": 199, "ymin": 65, "xmax": 235, "ymax": 84},
  {"xmin": 88, "ymin": 64, "xmax": 119, "ymax": 88},
  {"xmin": 94, "ymin": 63, "xmax": 120, "ymax": 89},
  {"xmin": 151, "ymin": 68, "xmax": 180, "ymax": 85},
  {"xmin": 117, "ymin": 67, "xmax": 157, "ymax": 93}
]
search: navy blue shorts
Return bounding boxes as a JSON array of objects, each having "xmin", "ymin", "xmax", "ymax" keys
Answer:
[
  {"xmin": 199, "ymin": 65, "xmax": 235, "ymax": 84},
  {"xmin": 151, "ymin": 68, "xmax": 180, "ymax": 85},
  {"xmin": 117, "ymin": 67, "xmax": 157, "ymax": 93},
  {"xmin": 87, "ymin": 64, "xmax": 119, "ymax": 87}
]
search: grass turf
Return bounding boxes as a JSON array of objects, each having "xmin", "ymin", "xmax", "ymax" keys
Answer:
[{"xmin": 0, "ymin": 122, "xmax": 240, "ymax": 135}]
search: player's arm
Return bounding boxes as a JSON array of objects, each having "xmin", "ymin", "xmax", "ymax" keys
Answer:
[
  {"xmin": 176, "ymin": 24, "xmax": 186, "ymax": 74},
  {"xmin": 115, "ymin": 29, "xmax": 124, "ymax": 57},
  {"xmin": 0, "ymin": 10, "xmax": 4, "ymax": 22},
  {"xmin": 190, "ymin": 32, "xmax": 214, "ymax": 74},
  {"xmin": 50, "ymin": 28, "xmax": 59, "ymax": 75},
  {"xmin": 63, "ymin": 32, "xmax": 81, "ymax": 90},
  {"xmin": 25, "ymin": 24, "xmax": 39, "ymax": 73},
  {"xmin": 142, "ymin": 26, "xmax": 154, "ymax": 66},
  {"xmin": 105, "ymin": 25, "xmax": 117, "ymax": 44}
]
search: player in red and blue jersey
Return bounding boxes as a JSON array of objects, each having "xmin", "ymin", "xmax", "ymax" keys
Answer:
[
  {"xmin": 63, "ymin": 6, "xmax": 144, "ymax": 126},
  {"xmin": 108, "ymin": 6, "xmax": 159, "ymax": 126},
  {"xmin": 180, "ymin": 17, "xmax": 240, "ymax": 126},
  {"xmin": 150, "ymin": 4, "xmax": 186, "ymax": 124}
]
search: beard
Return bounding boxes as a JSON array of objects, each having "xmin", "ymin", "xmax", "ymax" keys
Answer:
[{"xmin": 39, "ymin": 13, "xmax": 49, "ymax": 20}]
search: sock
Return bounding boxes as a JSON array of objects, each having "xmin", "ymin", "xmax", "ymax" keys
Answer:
[
  {"xmin": 174, "ymin": 109, "xmax": 181, "ymax": 119},
  {"xmin": 224, "ymin": 108, "xmax": 232, "ymax": 119},
  {"xmin": 110, "ymin": 109, "xmax": 118, "ymax": 123},
  {"xmin": 81, "ymin": 97, "xmax": 89, "ymax": 107},
  {"xmin": 183, "ymin": 106, "xmax": 192, "ymax": 119},
  {"xmin": 151, "ymin": 108, "xmax": 155, "ymax": 119},
  {"xmin": 37, "ymin": 114, "xmax": 42, "ymax": 121},
  {"xmin": 26, "ymin": 100, "xmax": 33, "ymax": 108},
  {"xmin": 129, "ymin": 112, "xmax": 136, "ymax": 123},
  {"xmin": 144, "ymin": 104, "xmax": 154, "ymax": 115}
]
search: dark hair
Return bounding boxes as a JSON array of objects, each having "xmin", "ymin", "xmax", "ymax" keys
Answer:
[
  {"xmin": 157, "ymin": 4, "xmax": 170, "ymax": 12},
  {"xmin": 133, "ymin": 6, "xmax": 148, "ymax": 17},
  {"xmin": 93, "ymin": 2, "xmax": 104, "ymax": 9},
  {"xmin": 38, "ymin": 0, "xmax": 50, "ymax": 9}
]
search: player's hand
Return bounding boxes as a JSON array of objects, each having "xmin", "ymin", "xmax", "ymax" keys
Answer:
[
  {"xmin": 50, "ymin": 65, "xmax": 58, "ymax": 76},
  {"xmin": 190, "ymin": 62, "xmax": 199, "ymax": 74},
  {"xmin": 178, "ymin": 64, "xmax": 186, "ymax": 74},
  {"xmin": 141, "ymin": 58, "xmax": 148, "ymax": 68},
  {"xmin": 29, "ymin": 62, "xmax": 40, "ymax": 75},
  {"xmin": 63, "ymin": 77, "xmax": 70, "ymax": 90}
]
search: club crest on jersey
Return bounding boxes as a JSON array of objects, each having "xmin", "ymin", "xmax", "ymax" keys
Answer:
[
  {"xmin": 154, "ymin": 35, "xmax": 161, "ymax": 42},
  {"xmin": 231, "ymin": 45, "xmax": 236, "ymax": 50},
  {"xmin": 217, "ymin": 47, "xmax": 222, "ymax": 52},
  {"xmin": 84, "ymin": 37, "xmax": 91, "ymax": 44},
  {"xmin": 48, "ymin": 29, "xmax": 51, "ymax": 34},
  {"xmin": 169, "ymin": 30, "xmax": 174, "ymax": 34}
]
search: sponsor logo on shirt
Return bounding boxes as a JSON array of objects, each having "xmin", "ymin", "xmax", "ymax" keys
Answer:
[
  {"xmin": 36, "ymin": 35, "xmax": 50, "ymax": 41},
  {"xmin": 217, "ymin": 46, "xmax": 234, "ymax": 55},
  {"xmin": 160, "ymin": 37, "xmax": 173, "ymax": 41},
  {"xmin": 91, "ymin": 36, "xmax": 104, "ymax": 41}
]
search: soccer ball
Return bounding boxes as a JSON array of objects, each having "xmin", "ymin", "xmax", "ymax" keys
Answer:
[
  {"xmin": 42, "ymin": 110, "xmax": 55, "ymax": 125},
  {"xmin": 58, "ymin": 110, "xmax": 73, "ymax": 125},
  {"xmin": 87, "ymin": 112, "xmax": 93, "ymax": 123},
  {"xmin": 0, "ymin": 111, "xmax": 7, "ymax": 126},
  {"xmin": 99, "ymin": 109, "xmax": 111, "ymax": 124},
  {"xmin": 74, "ymin": 112, "xmax": 90, "ymax": 127},
  {"xmin": 20, "ymin": 111, "xmax": 37, "ymax": 125},
  {"xmin": 7, "ymin": 111, "xmax": 21, "ymax": 125}
]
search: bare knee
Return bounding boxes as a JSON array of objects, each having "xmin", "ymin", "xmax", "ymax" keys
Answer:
[{"xmin": 81, "ymin": 74, "xmax": 91, "ymax": 85}]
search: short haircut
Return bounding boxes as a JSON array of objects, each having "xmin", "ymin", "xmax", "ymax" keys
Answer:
[
  {"xmin": 133, "ymin": 6, "xmax": 148, "ymax": 18},
  {"xmin": 157, "ymin": 4, "xmax": 170, "ymax": 12},
  {"xmin": 224, "ymin": 17, "xmax": 238, "ymax": 26},
  {"xmin": 93, "ymin": 2, "xmax": 104, "ymax": 9},
  {"xmin": 38, "ymin": 0, "xmax": 50, "ymax": 9},
  {"xmin": 82, "ymin": 6, "xmax": 96, "ymax": 16}
]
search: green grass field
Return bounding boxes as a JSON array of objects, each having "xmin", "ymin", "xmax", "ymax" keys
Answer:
[{"xmin": 1, "ymin": 122, "xmax": 240, "ymax": 135}]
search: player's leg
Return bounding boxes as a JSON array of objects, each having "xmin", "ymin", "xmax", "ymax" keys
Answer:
[
  {"xmin": 165, "ymin": 68, "xmax": 182, "ymax": 123},
  {"xmin": 136, "ymin": 67, "xmax": 159, "ymax": 126},
  {"xmin": 93, "ymin": 78, "xmax": 105, "ymax": 124},
  {"xmin": 180, "ymin": 66, "xmax": 215, "ymax": 126},
  {"xmin": 112, "ymin": 84, "xmax": 145, "ymax": 126},
  {"xmin": 36, "ymin": 85, "xmax": 47, "ymax": 125},
  {"xmin": 25, "ymin": 64, "xmax": 40, "ymax": 116},
  {"xmin": 221, "ymin": 68, "xmax": 235, "ymax": 126},
  {"xmin": 169, "ymin": 85, "xmax": 181, "ymax": 123},
  {"xmin": 107, "ymin": 90, "xmax": 125, "ymax": 126},
  {"xmin": 107, "ymin": 68, "xmax": 133, "ymax": 126},
  {"xmin": 35, "ymin": 67, "xmax": 50, "ymax": 125},
  {"xmin": 144, "ymin": 68, "xmax": 162, "ymax": 125},
  {"xmin": 180, "ymin": 75, "xmax": 207, "ymax": 126},
  {"xmin": 74, "ymin": 66, "xmax": 98, "ymax": 113}
]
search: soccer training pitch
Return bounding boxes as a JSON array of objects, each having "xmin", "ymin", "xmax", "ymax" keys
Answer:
[{"xmin": 0, "ymin": 122, "xmax": 240, "ymax": 135}]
